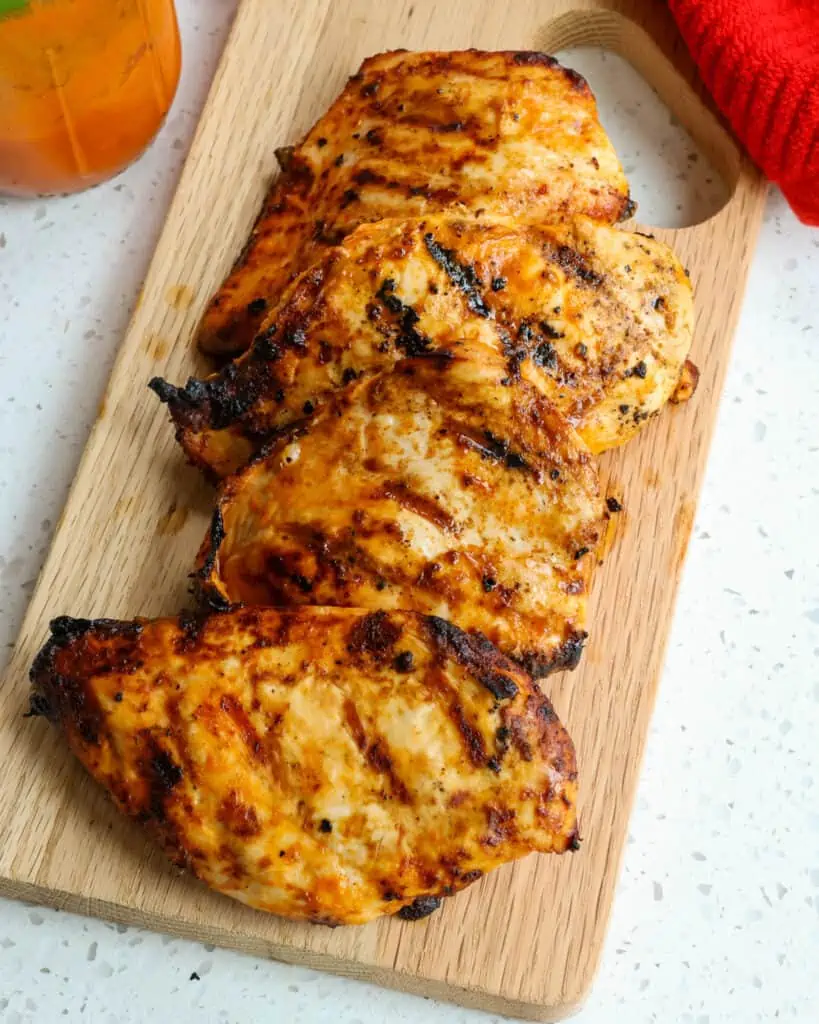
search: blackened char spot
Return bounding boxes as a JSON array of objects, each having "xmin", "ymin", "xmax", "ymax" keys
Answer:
[
  {"xmin": 539, "ymin": 321, "xmax": 564, "ymax": 340},
  {"xmin": 151, "ymin": 750, "xmax": 183, "ymax": 791},
  {"xmin": 348, "ymin": 611, "xmax": 402, "ymax": 661},
  {"xmin": 197, "ymin": 507, "xmax": 225, "ymax": 582},
  {"xmin": 175, "ymin": 610, "xmax": 209, "ymax": 652},
  {"xmin": 518, "ymin": 630, "xmax": 588, "ymax": 678},
  {"xmin": 274, "ymin": 145, "xmax": 294, "ymax": 171},
  {"xmin": 511, "ymin": 51, "xmax": 559, "ymax": 69},
  {"xmin": 554, "ymin": 245, "xmax": 604, "ymax": 287},
  {"xmin": 397, "ymin": 895, "xmax": 442, "ymax": 921},
  {"xmin": 485, "ymin": 430, "xmax": 530, "ymax": 471},
  {"xmin": 146, "ymin": 746, "xmax": 183, "ymax": 821},
  {"xmin": 375, "ymin": 279, "xmax": 433, "ymax": 357},
  {"xmin": 24, "ymin": 692, "xmax": 52, "ymax": 719},
  {"xmin": 28, "ymin": 617, "xmax": 144, "ymax": 735},
  {"xmin": 353, "ymin": 167, "xmax": 383, "ymax": 187},
  {"xmin": 393, "ymin": 650, "xmax": 415, "ymax": 673},
  {"xmin": 620, "ymin": 196, "xmax": 638, "ymax": 221},
  {"xmin": 424, "ymin": 617, "xmax": 519, "ymax": 700},
  {"xmin": 423, "ymin": 233, "xmax": 491, "ymax": 317},
  {"xmin": 149, "ymin": 360, "xmax": 270, "ymax": 433},
  {"xmin": 533, "ymin": 341, "xmax": 557, "ymax": 370}
]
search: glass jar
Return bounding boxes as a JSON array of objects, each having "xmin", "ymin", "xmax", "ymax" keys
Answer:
[{"xmin": 0, "ymin": 0, "xmax": 181, "ymax": 196}]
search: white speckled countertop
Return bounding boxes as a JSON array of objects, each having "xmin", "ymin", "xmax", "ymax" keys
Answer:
[{"xmin": 0, "ymin": 4, "xmax": 817, "ymax": 1022}]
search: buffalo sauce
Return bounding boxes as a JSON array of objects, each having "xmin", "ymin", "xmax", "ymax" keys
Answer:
[{"xmin": 0, "ymin": 0, "xmax": 180, "ymax": 195}]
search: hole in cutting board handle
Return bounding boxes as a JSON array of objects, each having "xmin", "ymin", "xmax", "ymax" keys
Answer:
[
  {"xmin": 539, "ymin": 9, "xmax": 740, "ymax": 230},
  {"xmin": 555, "ymin": 47, "xmax": 730, "ymax": 228}
]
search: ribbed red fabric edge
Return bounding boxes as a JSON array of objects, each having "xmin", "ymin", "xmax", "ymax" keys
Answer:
[{"xmin": 668, "ymin": 0, "xmax": 819, "ymax": 226}]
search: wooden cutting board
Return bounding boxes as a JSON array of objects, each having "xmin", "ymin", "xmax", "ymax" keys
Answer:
[{"xmin": 0, "ymin": 0, "xmax": 766, "ymax": 1018}]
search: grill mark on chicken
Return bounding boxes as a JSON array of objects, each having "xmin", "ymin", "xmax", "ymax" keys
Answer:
[
  {"xmin": 422, "ymin": 662, "xmax": 491, "ymax": 768},
  {"xmin": 343, "ymin": 698, "xmax": 368, "ymax": 752},
  {"xmin": 341, "ymin": 697, "xmax": 412, "ymax": 803},
  {"xmin": 164, "ymin": 693, "xmax": 198, "ymax": 788},
  {"xmin": 219, "ymin": 791, "xmax": 262, "ymax": 838},
  {"xmin": 366, "ymin": 739, "xmax": 412, "ymax": 803},
  {"xmin": 425, "ymin": 616, "xmax": 519, "ymax": 702},
  {"xmin": 452, "ymin": 426, "xmax": 532, "ymax": 474},
  {"xmin": 219, "ymin": 693, "xmax": 267, "ymax": 764},
  {"xmin": 423, "ymin": 232, "xmax": 491, "ymax": 317},
  {"xmin": 380, "ymin": 481, "xmax": 459, "ymax": 534},
  {"xmin": 142, "ymin": 741, "xmax": 184, "ymax": 823},
  {"xmin": 448, "ymin": 700, "xmax": 489, "ymax": 767}
]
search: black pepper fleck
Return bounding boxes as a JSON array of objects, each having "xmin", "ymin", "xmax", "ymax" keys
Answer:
[{"xmin": 606, "ymin": 497, "xmax": 622, "ymax": 513}]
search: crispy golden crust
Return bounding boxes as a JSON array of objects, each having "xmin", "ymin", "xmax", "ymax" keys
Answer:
[
  {"xmin": 29, "ymin": 608, "xmax": 579, "ymax": 925},
  {"xmin": 194, "ymin": 346, "xmax": 605, "ymax": 677},
  {"xmin": 153, "ymin": 215, "xmax": 692, "ymax": 479},
  {"xmin": 197, "ymin": 49, "xmax": 631, "ymax": 356}
]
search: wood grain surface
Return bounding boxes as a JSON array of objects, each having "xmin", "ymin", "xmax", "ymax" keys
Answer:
[{"xmin": 0, "ymin": 0, "xmax": 767, "ymax": 1018}]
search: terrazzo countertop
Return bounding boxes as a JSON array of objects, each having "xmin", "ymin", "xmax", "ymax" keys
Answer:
[{"xmin": 1, "ymin": 4, "xmax": 817, "ymax": 1022}]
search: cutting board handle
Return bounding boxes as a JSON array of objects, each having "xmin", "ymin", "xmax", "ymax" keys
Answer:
[{"xmin": 540, "ymin": 3, "xmax": 747, "ymax": 230}]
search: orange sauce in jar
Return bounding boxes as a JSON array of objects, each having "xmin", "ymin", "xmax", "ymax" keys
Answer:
[{"xmin": 0, "ymin": 0, "xmax": 180, "ymax": 195}]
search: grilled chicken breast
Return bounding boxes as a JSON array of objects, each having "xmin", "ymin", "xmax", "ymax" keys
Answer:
[
  {"xmin": 29, "ymin": 608, "xmax": 579, "ymax": 925},
  {"xmin": 153, "ymin": 215, "xmax": 693, "ymax": 479},
  {"xmin": 195, "ymin": 345, "xmax": 605, "ymax": 678},
  {"xmin": 198, "ymin": 49, "xmax": 632, "ymax": 356}
]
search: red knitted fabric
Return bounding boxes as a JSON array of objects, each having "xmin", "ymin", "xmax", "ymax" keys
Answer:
[{"xmin": 668, "ymin": 0, "xmax": 819, "ymax": 225}]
